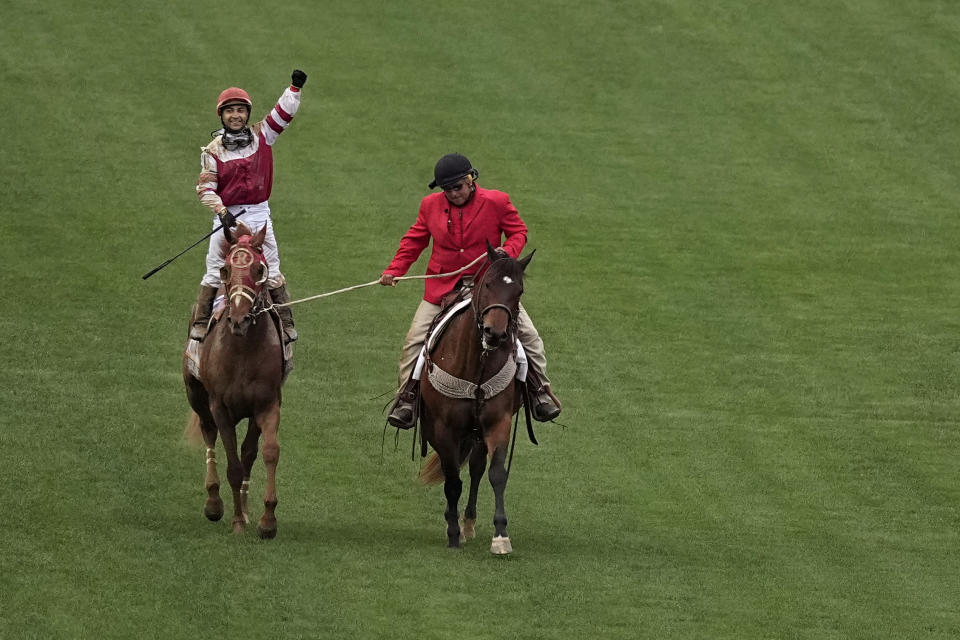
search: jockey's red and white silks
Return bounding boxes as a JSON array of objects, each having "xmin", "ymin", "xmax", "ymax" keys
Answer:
[
  {"xmin": 196, "ymin": 85, "xmax": 301, "ymax": 290},
  {"xmin": 197, "ymin": 86, "xmax": 301, "ymax": 212}
]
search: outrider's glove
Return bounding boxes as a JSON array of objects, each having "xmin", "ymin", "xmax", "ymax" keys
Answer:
[
  {"xmin": 291, "ymin": 69, "xmax": 307, "ymax": 88},
  {"xmin": 219, "ymin": 210, "xmax": 236, "ymax": 229}
]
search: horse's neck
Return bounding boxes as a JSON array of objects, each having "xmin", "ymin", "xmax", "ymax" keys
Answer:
[{"xmin": 434, "ymin": 311, "xmax": 511, "ymax": 380}]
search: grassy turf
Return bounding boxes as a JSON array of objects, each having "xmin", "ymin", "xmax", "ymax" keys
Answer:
[{"xmin": 2, "ymin": 0, "xmax": 960, "ymax": 638}]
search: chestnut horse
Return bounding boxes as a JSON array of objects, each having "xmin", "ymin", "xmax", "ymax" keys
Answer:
[
  {"xmin": 418, "ymin": 244, "xmax": 534, "ymax": 554},
  {"xmin": 183, "ymin": 222, "xmax": 286, "ymax": 538}
]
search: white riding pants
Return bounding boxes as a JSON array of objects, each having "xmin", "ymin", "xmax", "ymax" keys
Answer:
[{"xmin": 200, "ymin": 201, "xmax": 285, "ymax": 289}]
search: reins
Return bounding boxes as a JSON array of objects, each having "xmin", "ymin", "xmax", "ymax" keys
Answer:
[{"xmin": 254, "ymin": 253, "xmax": 489, "ymax": 317}]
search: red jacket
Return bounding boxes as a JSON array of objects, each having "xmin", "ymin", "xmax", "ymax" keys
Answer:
[{"xmin": 384, "ymin": 186, "xmax": 528, "ymax": 304}]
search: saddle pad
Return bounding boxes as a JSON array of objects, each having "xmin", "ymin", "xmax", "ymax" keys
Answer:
[
  {"xmin": 427, "ymin": 298, "xmax": 472, "ymax": 352},
  {"xmin": 184, "ymin": 339, "xmax": 201, "ymax": 379}
]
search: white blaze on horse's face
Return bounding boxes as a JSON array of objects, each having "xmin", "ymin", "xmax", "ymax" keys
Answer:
[{"xmin": 502, "ymin": 276, "xmax": 513, "ymax": 284}]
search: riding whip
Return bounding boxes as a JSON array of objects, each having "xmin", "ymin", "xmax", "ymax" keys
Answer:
[{"xmin": 141, "ymin": 208, "xmax": 247, "ymax": 280}]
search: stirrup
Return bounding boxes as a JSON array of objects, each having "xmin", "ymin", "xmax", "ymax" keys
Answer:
[
  {"xmin": 529, "ymin": 385, "xmax": 561, "ymax": 422},
  {"xmin": 282, "ymin": 326, "xmax": 298, "ymax": 343},
  {"xmin": 388, "ymin": 400, "xmax": 416, "ymax": 430},
  {"xmin": 532, "ymin": 398, "xmax": 561, "ymax": 422}
]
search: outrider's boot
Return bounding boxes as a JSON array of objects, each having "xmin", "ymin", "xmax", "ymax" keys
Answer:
[
  {"xmin": 188, "ymin": 285, "xmax": 219, "ymax": 342},
  {"xmin": 269, "ymin": 285, "xmax": 298, "ymax": 343},
  {"xmin": 387, "ymin": 376, "xmax": 420, "ymax": 430},
  {"xmin": 525, "ymin": 363, "xmax": 561, "ymax": 422}
]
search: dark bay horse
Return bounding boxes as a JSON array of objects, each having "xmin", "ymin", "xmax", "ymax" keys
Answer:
[
  {"xmin": 418, "ymin": 244, "xmax": 534, "ymax": 554},
  {"xmin": 183, "ymin": 222, "xmax": 286, "ymax": 538}
]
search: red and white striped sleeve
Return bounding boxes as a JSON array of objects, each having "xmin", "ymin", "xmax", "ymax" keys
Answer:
[
  {"xmin": 259, "ymin": 85, "xmax": 301, "ymax": 146},
  {"xmin": 196, "ymin": 144, "xmax": 225, "ymax": 215}
]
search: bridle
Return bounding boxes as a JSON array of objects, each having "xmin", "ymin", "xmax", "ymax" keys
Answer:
[
  {"xmin": 472, "ymin": 257, "xmax": 520, "ymax": 351},
  {"xmin": 224, "ymin": 238, "xmax": 269, "ymax": 322}
]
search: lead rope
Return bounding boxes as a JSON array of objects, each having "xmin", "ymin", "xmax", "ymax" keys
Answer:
[{"xmin": 255, "ymin": 253, "xmax": 489, "ymax": 316}]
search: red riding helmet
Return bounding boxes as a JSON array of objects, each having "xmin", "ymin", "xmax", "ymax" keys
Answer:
[{"xmin": 216, "ymin": 87, "xmax": 252, "ymax": 115}]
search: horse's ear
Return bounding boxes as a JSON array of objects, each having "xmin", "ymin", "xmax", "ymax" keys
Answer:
[
  {"xmin": 518, "ymin": 249, "xmax": 535, "ymax": 271},
  {"xmin": 251, "ymin": 224, "xmax": 267, "ymax": 248},
  {"xmin": 486, "ymin": 239, "xmax": 499, "ymax": 262},
  {"xmin": 223, "ymin": 224, "xmax": 235, "ymax": 244}
]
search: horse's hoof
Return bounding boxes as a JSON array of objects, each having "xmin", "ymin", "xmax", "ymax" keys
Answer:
[
  {"xmin": 257, "ymin": 519, "xmax": 277, "ymax": 540},
  {"xmin": 461, "ymin": 518, "xmax": 476, "ymax": 541},
  {"xmin": 490, "ymin": 536, "xmax": 512, "ymax": 555},
  {"xmin": 204, "ymin": 498, "xmax": 224, "ymax": 522},
  {"xmin": 257, "ymin": 527, "xmax": 276, "ymax": 539},
  {"xmin": 232, "ymin": 518, "xmax": 246, "ymax": 534}
]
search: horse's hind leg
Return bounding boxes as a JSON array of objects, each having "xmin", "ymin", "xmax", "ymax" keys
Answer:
[
  {"xmin": 255, "ymin": 403, "xmax": 281, "ymax": 540},
  {"xmin": 239, "ymin": 418, "xmax": 262, "ymax": 525},
  {"xmin": 462, "ymin": 441, "xmax": 487, "ymax": 541}
]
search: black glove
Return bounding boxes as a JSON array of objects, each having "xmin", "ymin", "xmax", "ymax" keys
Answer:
[
  {"xmin": 291, "ymin": 69, "xmax": 307, "ymax": 89},
  {"xmin": 219, "ymin": 209, "xmax": 236, "ymax": 229}
]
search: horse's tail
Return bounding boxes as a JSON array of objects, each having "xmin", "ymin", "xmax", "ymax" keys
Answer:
[
  {"xmin": 419, "ymin": 440, "xmax": 476, "ymax": 485},
  {"xmin": 419, "ymin": 452, "xmax": 444, "ymax": 484},
  {"xmin": 183, "ymin": 411, "xmax": 204, "ymax": 447}
]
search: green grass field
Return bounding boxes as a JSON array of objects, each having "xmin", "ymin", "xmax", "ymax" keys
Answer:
[{"xmin": 3, "ymin": 0, "xmax": 960, "ymax": 637}]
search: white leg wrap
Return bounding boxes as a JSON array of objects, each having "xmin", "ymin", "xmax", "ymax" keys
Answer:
[{"xmin": 490, "ymin": 535, "xmax": 513, "ymax": 555}]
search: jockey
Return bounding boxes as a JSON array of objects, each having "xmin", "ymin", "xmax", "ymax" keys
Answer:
[
  {"xmin": 189, "ymin": 69, "xmax": 307, "ymax": 344},
  {"xmin": 379, "ymin": 153, "xmax": 562, "ymax": 429}
]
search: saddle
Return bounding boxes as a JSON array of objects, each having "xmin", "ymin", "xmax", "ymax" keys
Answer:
[{"xmin": 424, "ymin": 281, "xmax": 475, "ymax": 354}]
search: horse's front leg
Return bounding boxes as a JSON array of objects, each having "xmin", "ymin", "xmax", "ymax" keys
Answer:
[
  {"xmin": 239, "ymin": 418, "xmax": 262, "ymax": 525},
  {"xmin": 187, "ymin": 378, "xmax": 223, "ymax": 522},
  {"xmin": 255, "ymin": 403, "xmax": 280, "ymax": 540},
  {"xmin": 435, "ymin": 437, "xmax": 464, "ymax": 548},
  {"xmin": 200, "ymin": 419, "xmax": 223, "ymax": 522},
  {"xmin": 486, "ymin": 420, "xmax": 513, "ymax": 555},
  {"xmin": 213, "ymin": 406, "xmax": 246, "ymax": 534},
  {"xmin": 462, "ymin": 441, "xmax": 487, "ymax": 541}
]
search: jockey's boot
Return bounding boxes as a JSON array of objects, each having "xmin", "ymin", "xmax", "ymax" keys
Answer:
[
  {"xmin": 525, "ymin": 363, "xmax": 561, "ymax": 422},
  {"xmin": 188, "ymin": 285, "xmax": 219, "ymax": 342},
  {"xmin": 269, "ymin": 285, "xmax": 298, "ymax": 344},
  {"xmin": 387, "ymin": 376, "xmax": 420, "ymax": 430}
]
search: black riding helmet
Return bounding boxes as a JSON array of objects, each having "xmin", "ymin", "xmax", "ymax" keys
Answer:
[{"xmin": 428, "ymin": 153, "xmax": 480, "ymax": 189}]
